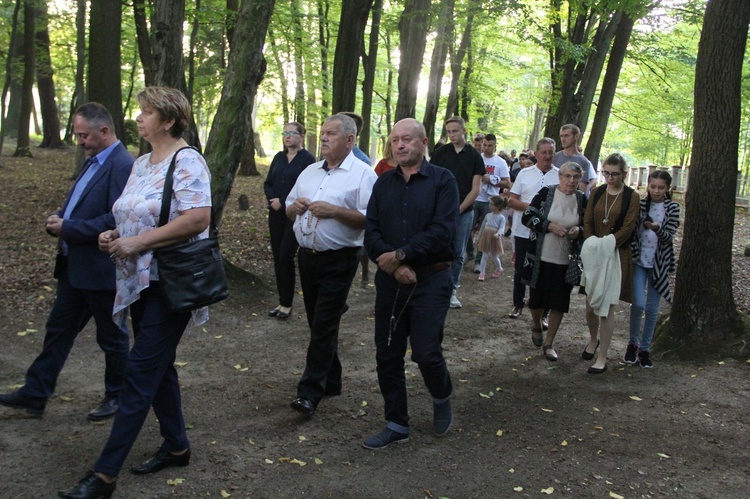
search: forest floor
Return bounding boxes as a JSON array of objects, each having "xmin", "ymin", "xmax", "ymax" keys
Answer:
[{"xmin": 0, "ymin": 146, "xmax": 748, "ymax": 498}]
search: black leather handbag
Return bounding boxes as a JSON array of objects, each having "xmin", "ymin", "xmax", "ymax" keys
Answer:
[{"xmin": 155, "ymin": 147, "xmax": 229, "ymax": 312}]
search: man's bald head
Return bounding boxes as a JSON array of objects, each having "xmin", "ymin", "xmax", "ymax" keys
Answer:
[{"xmin": 390, "ymin": 118, "xmax": 428, "ymax": 168}]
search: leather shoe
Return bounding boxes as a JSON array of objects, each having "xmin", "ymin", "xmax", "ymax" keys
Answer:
[
  {"xmin": 0, "ymin": 390, "xmax": 45, "ymax": 416},
  {"xmin": 291, "ymin": 397, "xmax": 316, "ymax": 417},
  {"xmin": 268, "ymin": 307, "xmax": 280, "ymax": 317},
  {"xmin": 587, "ymin": 364, "xmax": 608, "ymax": 374},
  {"xmin": 543, "ymin": 344, "xmax": 558, "ymax": 362},
  {"xmin": 581, "ymin": 340, "xmax": 600, "ymax": 361},
  {"xmin": 276, "ymin": 308, "xmax": 292, "ymax": 320},
  {"xmin": 87, "ymin": 398, "xmax": 118, "ymax": 421},
  {"xmin": 58, "ymin": 471, "xmax": 115, "ymax": 498},
  {"xmin": 131, "ymin": 447, "xmax": 191, "ymax": 475}
]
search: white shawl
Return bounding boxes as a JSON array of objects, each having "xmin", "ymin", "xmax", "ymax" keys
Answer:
[{"xmin": 581, "ymin": 234, "xmax": 621, "ymax": 317}]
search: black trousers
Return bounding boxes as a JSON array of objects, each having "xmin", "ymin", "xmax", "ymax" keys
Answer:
[
  {"xmin": 513, "ymin": 236, "xmax": 531, "ymax": 309},
  {"xmin": 268, "ymin": 209, "xmax": 299, "ymax": 308},
  {"xmin": 296, "ymin": 246, "xmax": 359, "ymax": 404},
  {"xmin": 374, "ymin": 268, "xmax": 453, "ymax": 428}
]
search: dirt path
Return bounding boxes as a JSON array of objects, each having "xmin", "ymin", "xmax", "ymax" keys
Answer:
[{"xmin": 1, "ymin": 149, "xmax": 748, "ymax": 498}]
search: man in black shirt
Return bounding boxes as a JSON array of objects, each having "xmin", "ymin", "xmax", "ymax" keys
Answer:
[
  {"xmin": 429, "ymin": 116, "xmax": 485, "ymax": 308},
  {"xmin": 363, "ymin": 118, "xmax": 459, "ymax": 449}
]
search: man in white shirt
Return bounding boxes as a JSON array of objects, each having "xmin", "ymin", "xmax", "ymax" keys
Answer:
[
  {"xmin": 286, "ymin": 114, "xmax": 377, "ymax": 417},
  {"xmin": 472, "ymin": 133, "xmax": 510, "ymax": 272},
  {"xmin": 507, "ymin": 137, "xmax": 560, "ymax": 319},
  {"xmin": 553, "ymin": 124, "xmax": 597, "ymax": 195}
]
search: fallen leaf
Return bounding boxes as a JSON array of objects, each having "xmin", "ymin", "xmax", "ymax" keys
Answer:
[
  {"xmin": 299, "ymin": 435, "xmax": 307, "ymax": 441},
  {"xmin": 361, "ymin": 400, "xmax": 367, "ymax": 407},
  {"xmin": 718, "ymin": 361, "xmax": 725, "ymax": 365},
  {"xmin": 541, "ymin": 486, "xmax": 554, "ymax": 494},
  {"xmin": 240, "ymin": 367, "xmax": 249, "ymax": 372},
  {"xmin": 175, "ymin": 362, "xmax": 188, "ymax": 367},
  {"xmin": 496, "ymin": 430, "xmax": 503, "ymax": 437},
  {"xmin": 657, "ymin": 452, "xmax": 671, "ymax": 459},
  {"xmin": 508, "ymin": 468, "xmax": 514, "ymax": 473},
  {"xmin": 166, "ymin": 478, "xmax": 184, "ymax": 486},
  {"xmin": 592, "ymin": 407, "xmax": 600, "ymax": 412},
  {"xmin": 59, "ymin": 396, "xmax": 73, "ymax": 401},
  {"xmin": 248, "ymin": 439, "xmax": 254, "ymax": 445},
  {"xmin": 561, "ymin": 440, "xmax": 568, "ymax": 446},
  {"xmin": 290, "ymin": 458, "xmax": 306, "ymax": 466},
  {"xmin": 314, "ymin": 458, "xmax": 323, "ymax": 465},
  {"xmin": 264, "ymin": 459, "xmax": 273, "ymax": 464},
  {"xmin": 214, "ymin": 335, "xmax": 223, "ymax": 339},
  {"xmin": 542, "ymin": 408, "xmax": 553, "ymax": 413},
  {"xmin": 459, "ymin": 379, "xmax": 469, "ymax": 383},
  {"xmin": 609, "ymin": 492, "xmax": 624, "ymax": 499},
  {"xmin": 593, "ymin": 426, "xmax": 604, "ymax": 430},
  {"xmin": 629, "ymin": 395, "xmax": 643, "ymax": 401},
  {"xmin": 278, "ymin": 457, "xmax": 291, "ymax": 463},
  {"xmin": 233, "ymin": 364, "xmax": 242, "ymax": 369},
  {"xmin": 461, "ymin": 358, "xmax": 471, "ymax": 362},
  {"xmin": 480, "ymin": 393, "xmax": 491, "ymax": 398},
  {"xmin": 221, "ymin": 490, "xmax": 231, "ymax": 498},
  {"xmin": 513, "ymin": 486, "xmax": 523, "ymax": 492}
]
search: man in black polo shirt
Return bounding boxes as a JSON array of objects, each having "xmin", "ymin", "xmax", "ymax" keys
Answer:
[
  {"xmin": 430, "ymin": 116, "xmax": 485, "ymax": 308},
  {"xmin": 363, "ymin": 118, "xmax": 459, "ymax": 449}
]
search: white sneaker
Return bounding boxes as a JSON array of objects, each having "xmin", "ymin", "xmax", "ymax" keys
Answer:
[{"xmin": 449, "ymin": 291, "xmax": 462, "ymax": 309}]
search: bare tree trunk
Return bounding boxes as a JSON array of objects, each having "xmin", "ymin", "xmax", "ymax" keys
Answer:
[
  {"xmin": 133, "ymin": 0, "xmax": 155, "ymax": 87},
  {"xmin": 267, "ymin": 29, "xmax": 290, "ymax": 124},
  {"xmin": 35, "ymin": 0, "xmax": 63, "ymax": 149},
  {"xmin": 422, "ymin": 0, "xmax": 454, "ymax": 149},
  {"xmin": 443, "ymin": 13, "xmax": 473, "ymax": 131},
  {"xmin": 88, "ymin": 0, "xmax": 124, "ymax": 141},
  {"xmin": 584, "ymin": 13, "xmax": 634, "ymax": 167},
  {"xmin": 459, "ymin": 31, "xmax": 473, "ymax": 122},
  {"xmin": 187, "ymin": 0, "xmax": 201, "ymax": 100},
  {"xmin": 226, "ymin": 0, "xmax": 238, "ymax": 48},
  {"xmin": 656, "ymin": 0, "xmax": 750, "ymax": 357},
  {"xmin": 205, "ymin": 0, "xmax": 276, "ymax": 225},
  {"xmin": 360, "ymin": 0, "xmax": 383, "ymax": 153},
  {"xmin": 0, "ymin": 0, "xmax": 22, "ymax": 154},
  {"xmin": 331, "ymin": 0, "xmax": 373, "ymax": 114},
  {"xmin": 291, "ymin": 0, "xmax": 305, "ymax": 124},
  {"xmin": 14, "ymin": 0, "xmax": 35, "ymax": 158},
  {"xmin": 394, "ymin": 0, "xmax": 430, "ymax": 121},
  {"xmin": 317, "ymin": 0, "xmax": 330, "ymax": 118}
]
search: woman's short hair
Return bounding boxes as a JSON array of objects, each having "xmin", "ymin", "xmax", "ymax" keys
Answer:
[
  {"xmin": 559, "ymin": 161, "xmax": 583, "ymax": 176},
  {"xmin": 602, "ymin": 153, "xmax": 627, "ymax": 172},
  {"xmin": 137, "ymin": 86, "xmax": 191, "ymax": 138},
  {"xmin": 286, "ymin": 122, "xmax": 306, "ymax": 136}
]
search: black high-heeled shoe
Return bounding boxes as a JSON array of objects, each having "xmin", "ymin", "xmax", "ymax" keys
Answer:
[
  {"xmin": 268, "ymin": 306, "xmax": 280, "ymax": 317},
  {"xmin": 276, "ymin": 307, "xmax": 292, "ymax": 320},
  {"xmin": 581, "ymin": 340, "xmax": 600, "ymax": 360}
]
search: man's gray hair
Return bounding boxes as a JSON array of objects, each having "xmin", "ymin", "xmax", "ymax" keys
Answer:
[
  {"xmin": 327, "ymin": 114, "xmax": 357, "ymax": 137},
  {"xmin": 536, "ymin": 137, "xmax": 556, "ymax": 150}
]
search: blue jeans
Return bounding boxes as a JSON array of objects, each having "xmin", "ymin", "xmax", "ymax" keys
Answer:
[
  {"xmin": 450, "ymin": 210, "xmax": 475, "ymax": 290},
  {"xmin": 629, "ymin": 265, "xmax": 662, "ymax": 351}
]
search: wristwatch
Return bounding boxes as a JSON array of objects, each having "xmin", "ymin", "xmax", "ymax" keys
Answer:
[{"xmin": 395, "ymin": 248, "xmax": 406, "ymax": 262}]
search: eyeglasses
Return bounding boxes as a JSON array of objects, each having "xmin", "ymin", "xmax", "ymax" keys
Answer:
[
  {"xmin": 601, "ymin": 171, "xmax": 622, "ymax": 178},
  {"xmin": 560, "ymin": 174, "xmax": 581, "ymax": 181},
  {"xmin": 281, "ymin": 131, "xmax": 299, "ymax": 137}
]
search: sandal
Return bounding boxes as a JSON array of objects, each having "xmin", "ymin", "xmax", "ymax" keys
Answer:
[
  {"xmin": 543, "ymin": 344, "xmax": 558, "ymax": 362},
  {"xmin": 531, "ymin": 328, "xmax": 543, "ymax": 347}
]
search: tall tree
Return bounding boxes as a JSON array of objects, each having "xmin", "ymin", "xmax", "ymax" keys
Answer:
[
  {"xmin": 584, "ymin": 12, "xmax": 635, "ymax": 166},
  {"xmin": 204, "ymin": 0, "xmax": 277, "ymax": 225},
  {"xmin": 359, "ymin": 0, "xmax": 383, "ymax": 154},
  {"xmin": 331, "ymin": 0, "xmax": 374, "ymax": 113},
  {"xmin": 290, "ymin": 0, "xmax": 305, "ymax": 123},
  {"xmin": 655, "ymin": 0, "xmax": 750, "ymax": 356},
  {"xmin": 35, "ymin": 0, "xmax": 63, "ymax": 149},
  {"xmin": 88, "ymin": 0, "xmax": 125, "ymax": 142},
  {"xmin": 133, "ymin": 0, "xmax": 155, "ymax": 87},
  {"xmin": 443, "ymin": 12, "xmax": 473, "ymax": 127},
  {"xmin": 14, "ymin": 0, "xmax": 35, "ymax": 158},
  {"xmin": 394, "ymin": 0, "xmax": 430, "ymax": 121},
  {"xmin": 422, "ymin": 0, "xmax": 454, "ymax": 150},
  {"xmin": 0, "ymin": 0, "xmax": 23, "ymax": 153}
]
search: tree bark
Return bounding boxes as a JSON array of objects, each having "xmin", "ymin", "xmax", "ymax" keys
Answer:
[
  {"xmin": 88, "ymin": 0, "xmax": 124, "ymax": 142},
  {"xmin": 422, "ymin": 0, "xmax": 454, "ymax": 149},
  {"xmin": 5, "ymin": 0, "xmax": 25, "ymax": 141},
  {"xmin": 0, "ymin": 0, "xmax": 22, "ymax": 153},
  {"xmin": 14, "ymin": 0, "xmax": 35, "ymax": 158},
  {"xmin": 655, "ymin": 0, "xmax": 750, "ymax": 356},
  {"xmin": 291, "ymin": 0, "xmax": 305, "ymax": 124},
  {"xmin": 584, "ymin": 12, "xmax": 634, "ymax": 167},
  {"xmin": 204, "ymin": 0, "xmax": 276, "ymax": 226},
  {"xmin": 35, "ymin": 0, "xmax": 64, "ymax": 149},
  {"xmin": 394, "ymin": 0, "xmax": 431, "ymax": 121},
  {"xmin": 443, "ymin": 13, "xmax": 473, "ymax": 130},
  {"xmin": 359, "ymin": 0, "xmax": 383, "ymax": 154},
  {"xmin": 331, "ymin": 0, "xmax": 374, "ymax": 114},
  {"xmin": 226, "ymin": 0, "xmax": 239, "ymax": 49},
  {"xmin": 133, "ymin": 0, "xmax": 155, "ymax": 87},
  {"xmin": 187, "ymin": 0, "xmax": 201, "ymax": 101},
  {"xmin": 317, "ymin": 0, "xmax": 330, "ymax": 117},
  {"xmin": 267, "ymin": 29, "xmax": 290, "ymax": 124}
]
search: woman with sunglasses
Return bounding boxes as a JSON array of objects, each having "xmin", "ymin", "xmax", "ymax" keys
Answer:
[
  {"xmin": 264, "ymin": 123, "xmax": 316, "ymax": 320},
  {"xmin": 580, "ymin": 153, "xmax": 640, "ymax": 374}
]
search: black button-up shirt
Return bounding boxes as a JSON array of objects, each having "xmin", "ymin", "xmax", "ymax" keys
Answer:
[{"xmin": 365, "ymin": 160, "xmax": 459, "ymax": 267}]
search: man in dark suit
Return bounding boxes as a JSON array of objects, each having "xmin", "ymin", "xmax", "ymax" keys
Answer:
[{"xmin": 0, "ymin": 103, "xmax": 133, "ymax": 421}]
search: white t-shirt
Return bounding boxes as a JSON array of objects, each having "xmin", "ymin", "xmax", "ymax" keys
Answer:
[
  {"xmin": 510, "ymin": 166, "xmax": 560, "ymax": 239},
  {"xmin": 286, "ymin": 151, "xmax": 376, "ymax": 251},
  {"xmin": 477, "ymin": 154, "xmax": 510, "ymax": 202}
]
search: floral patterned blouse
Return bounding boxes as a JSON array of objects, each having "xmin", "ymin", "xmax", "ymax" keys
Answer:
[{"xmin": 111, "ymin": 148, "xmax": 212, "ymax": 325}]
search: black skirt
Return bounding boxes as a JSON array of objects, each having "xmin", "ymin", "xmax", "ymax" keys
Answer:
[{"xmin": 528, "ymin": 261, "xmax": 574, "ymax": 313}]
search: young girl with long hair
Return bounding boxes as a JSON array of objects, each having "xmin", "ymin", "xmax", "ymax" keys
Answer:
[
  {"xmin": 475, "ymin": 196, "xmax": 508, "ymax": 281},
  {"xmin": 625, "ymin": 170, "xmax": 680, "ymax": 368}
]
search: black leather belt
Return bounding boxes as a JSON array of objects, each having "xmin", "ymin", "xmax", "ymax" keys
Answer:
[{"xmin": 411, "ymin": 262, "xmax": 451, "ymax": 274}]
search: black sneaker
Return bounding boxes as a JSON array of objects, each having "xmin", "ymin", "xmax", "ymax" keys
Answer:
[
  {"xmin": 638, "ymin": 350, "xmax": 653, "ymax": 368},
  {"xmin": 624, "ymin": 343, "xmax": 638, "ymax": 364}
]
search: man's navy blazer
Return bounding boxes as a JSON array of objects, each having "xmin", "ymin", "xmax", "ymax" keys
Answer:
[{"xmin": 55, "ymin": 142, "xmax": 134, "ymax": 290}]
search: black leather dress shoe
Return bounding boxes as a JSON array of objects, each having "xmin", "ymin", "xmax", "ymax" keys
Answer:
[
  {"xmin": 58, "ymin": 471, "xmax": 115, "ymax": 499},
  {"xmin": 87, "ymin": 398, "xmax": 118, "ymax": 421},
  {"xmin": 276, "ymin": 308, "xmax": 292, "ymax": 320},
  {"xmin": 0, "ymin": 390, "xmax": 45, "ymax": 416},
  {"xmin": 131, "ymin": 447, "xmax": 191, "ymax": 475},
  {"xmin": 268, "ymin": 307, "xmax": 280, "ymax": 317},
  {"xmin": 291, "ymin": 397, "xmax": 316, "ymax": 417}
]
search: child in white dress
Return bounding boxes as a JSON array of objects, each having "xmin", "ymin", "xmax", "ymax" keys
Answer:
[{"xmin": 476, "ymin": 196, "xmax": 508, "ymax": 281}]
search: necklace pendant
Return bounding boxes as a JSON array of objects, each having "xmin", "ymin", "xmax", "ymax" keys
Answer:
[{"xmin": 603, "ymin": 218, "xmax": 609, "ymax": 224}]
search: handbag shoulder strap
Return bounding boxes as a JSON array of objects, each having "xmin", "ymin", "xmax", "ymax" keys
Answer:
[{"xmin": 157, "ymin": 147, "xmax": 216, "ymax": 236}]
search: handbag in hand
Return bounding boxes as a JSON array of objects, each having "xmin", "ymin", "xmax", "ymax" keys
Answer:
[
  {"xmin": 565, "ymin": 248, "xmax": 583, "ymax": 287},
  {"xmin": 155, "ymin": 147, "xmax": 229, "ymax": 312}
]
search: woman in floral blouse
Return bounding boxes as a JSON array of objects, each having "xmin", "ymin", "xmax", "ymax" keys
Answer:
[{"xmin": 60, "ymin": 87, "xmax": 211, "ymax": 499}]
